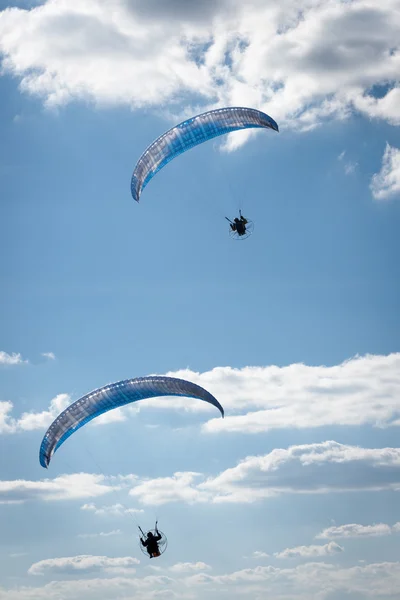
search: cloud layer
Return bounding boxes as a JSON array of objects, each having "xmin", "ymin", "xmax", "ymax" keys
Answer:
[
  {"xmin": 0, "ymin": 0, "xmax": 399, "ymax": 137},
  {"xmin": 3, "ymin": 559, "xmax": 400, "ymax": 600},
  {"xmin": 3, "ymin": 440, "xmax": 400, "ymax": 507},
  {"xmin": 128, "ymin": 440, "xmax": 400, "ymax": 505},
  {"xmin": 2, "ymin": 353, "xmax": 399, "ymax": 436}
]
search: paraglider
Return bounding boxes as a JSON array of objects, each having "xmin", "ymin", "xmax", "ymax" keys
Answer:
[
  {"xmin": 39, "ymin": 376, "xmax": 224, "ymax": 468},
  {"xmin": 131, "ymin": 106, "xmax": 279, "ymax": 204},
  {"xmin": 225, "ymin": 210, "xmax": 253, "ymax": 239},
  {"xmin": 139, "ymin": 521, "xmax": 167, "ymax": 559}
]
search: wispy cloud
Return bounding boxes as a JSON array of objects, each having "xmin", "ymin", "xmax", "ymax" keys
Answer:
[
  {"xmin": 250, "ymin": 551, "xmax": 270, "ymax": 559},
  {"xmin": 78, "ymin": 530, "xmax": 122, "ymax": 539},
  {"xmin": 344, "ymin": 161, "xmax": 358, "ymax": 175},
  {"xmin": 370, "ymin": 143, "xmax": 400, "ymax": 200},
  {"xmin": 338, "ymin": 151, "xmax": 357, "ymax": 175},
  {"xmin": 41, "ymin": 352, "xmax": 56, "ymax": 360}
]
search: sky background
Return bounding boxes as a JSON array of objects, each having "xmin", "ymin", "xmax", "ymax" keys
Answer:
[{"xmin": 1, "ymin": 0, "xmax": 400, "ymax": 599}]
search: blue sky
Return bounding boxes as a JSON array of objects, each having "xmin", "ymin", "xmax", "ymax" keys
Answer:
[{"xmin": 1, "ymin": 1, "xmax": 400, "ymax": 598}]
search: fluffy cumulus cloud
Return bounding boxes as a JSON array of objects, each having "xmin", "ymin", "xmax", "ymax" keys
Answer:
[
  {"xmin": 317, "ymin": 522, "xmax": 400, "ymax": 539},
  {"xmin": 127, "ymin": 440, "xmax": 400, "ymax": 505},
  {"xmin": 274, "ymin": 541, "xmax": 343, "ymax": 559},
  {"xmin": 28, "ymin": 554, "xmax": 139, "ymax": 576},
  {"xmin": 370, "ymin": 143, "xmax": 400, "ymax": 200},
  {"xmin": 0, "ymin": 350, "xmax": 27, "ymax": 365},
  {"xmin": 199, "ymin": 353, "xmax": 400, "ymax": 435},
  {"xmin": 2, "ymin": 353, "xmax": 399, "ymax": 436},
  {"xmin": 0, "ymin": 473, "xmax": 116, "ymax": 503},
  {"xmin": 129, "ymin": 471, "xmax": 208, "ymax": 506},
  {"xmin": 0, "ymin": 392, "xmax": 135, "ymax": 435},
  {"xmin": 2, "ymin": 440, "xmax": 400, "ymax": 507},
  {"xmin": 0, "ymin": 0, "xmax": 399, "ymax": 136},
  {"xmin": 0, "ymin": 393, "xmax": 70, "ymax": 434}
]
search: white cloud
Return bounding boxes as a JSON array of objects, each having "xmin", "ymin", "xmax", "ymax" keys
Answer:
[
  {"xmin": 317, "ymin": 522, "xmax": 396, "ymax": 539},
  {"xmin": 3, "ymin": 353, "xmax": 399, "ymax": 437},
  {"xmin": 275, "ymin": 541, "xmax": 343, "ymax": 559},
  {"xmin": 337, "ymin": 150, "xmax": 357, "ymax": 175},
  {"xmin": 0, "ymin": 401, "xmax": 17, "ymax": 433},
  {"xmin": 129, "ymin": 472, "xmax": 208, "ymax": 506},
  {"xmin": 0, "ymin": 350, "xmax": 27, "ymax": 365},
  {"xmin": 184, "ymin": 561, "xmax": 400, "ymax": 597},
  {"xmin": 78, "ymin": 529, "xmax": 122, "ymax": 539},
  {"xmin": 0, "ymin": 473, "xmax": 116, "ymax": 503},
  {"xmin": 41, "ymin": 352, "xmax": 56, "ymax": 360},
  {"xmin": 169, "ymin": 562, "xmax": 211, "ymax": 573},
  {"xmin": 251, "ymin": 551, "xmax": 270, "ymax": 559},
  {"xmin": 0, "ymin": 0, "xmax": 399, "ymax": 135},
  {"xmin": 0, "ymin": 392, "xmax": 132, "ymax": 435},
  {"xmin": 2, "ymin": 437, "xmax": 399, "ymax": 510},
  {"xmin": 3, "ymin": 439, "xmax": 399, "ymax": 509},
  {"xmin": 81, "ymin": 502, "xmax": 143, "ymax": 516},
  {"xmin": 0, "ymin": 574, "xmax": 183, "ymax": 600},
  {"xmin": 0, "ymin": 394, "xmax": 71, "ymax": 434},
  {"xmin": 1, "ymin": 559, "xmax": 400, "ymax": 599},
  {"xmin": 370, "ymin": 143, "xmax": 400, "ymax": 200},
  {"xmin": 200, "ymin": 353, "xmax": 400, "ymax": 435},
  {"xmin": 128, "ymin": 440, "xmax": 400, "ymax": 505},
  {"xmin": 344, "ymin": 161, "xmax": 358, "ymax": 175},
  {"xmin": 17, "ymin": 393, "xmax": 71, "ymax": 431},
  {"xmin": 28, "ymin": 554, "xmax": 139, "ymax": 576}
]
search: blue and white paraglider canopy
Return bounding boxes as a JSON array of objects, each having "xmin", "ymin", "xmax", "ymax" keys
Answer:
[{"xmin": 39, "ymin": 376, "xmax": 224, "ymax": 468}]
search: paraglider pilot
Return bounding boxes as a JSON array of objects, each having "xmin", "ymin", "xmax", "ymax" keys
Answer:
[
  {"xmin": 140, "ymin": 522, "xmax": 162, "ymax": 558},
  {"xmin": 228, "ymin": 211, "xmax": 248, "ymax": 235}
]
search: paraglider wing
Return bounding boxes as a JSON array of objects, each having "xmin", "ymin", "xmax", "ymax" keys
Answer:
[
  {"xmin": 131, "ymin": 107, "xmax": 279, "ymax": 202},
  {"xmin": 39, "ymin": 376, "xmax": 224, "ymax": 468}
]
